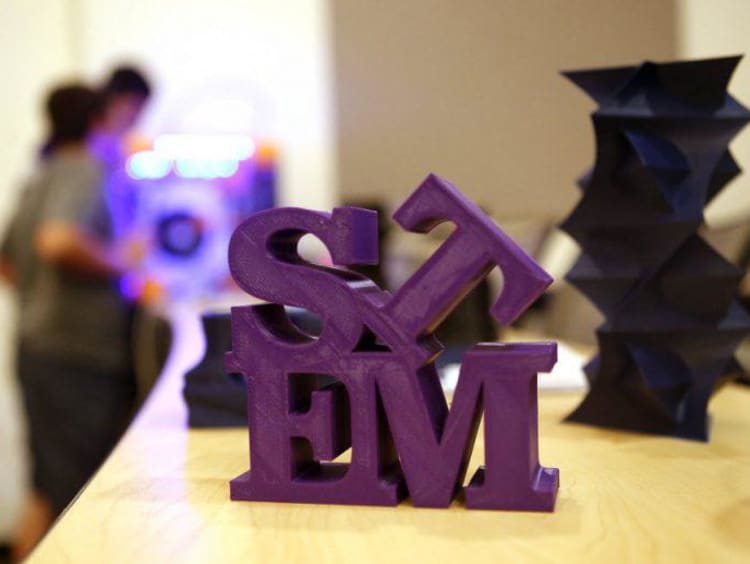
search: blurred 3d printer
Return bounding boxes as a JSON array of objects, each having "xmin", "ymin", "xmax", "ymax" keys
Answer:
[{"xmin": 115, "ymin": 128, "xmax": 277, "ymax": 416}]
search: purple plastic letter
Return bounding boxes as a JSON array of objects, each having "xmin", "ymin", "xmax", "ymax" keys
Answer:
[{"xmin": 227, "ymin": 173, "xmax": 559, "ymax": 510}]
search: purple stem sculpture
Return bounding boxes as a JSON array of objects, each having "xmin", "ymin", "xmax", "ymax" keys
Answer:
[
  {"xmin": 562, "ymin": 56, "xmax": 750, "ymax": 441},
  {"xmin": 226, "ymin": 174, "xmax": 558, "ymax": 510}
]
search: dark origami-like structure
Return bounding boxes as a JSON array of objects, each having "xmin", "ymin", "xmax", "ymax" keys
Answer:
[{"xmin": 562, "ymin": 56, "xmax": 750, "ymax": 440}]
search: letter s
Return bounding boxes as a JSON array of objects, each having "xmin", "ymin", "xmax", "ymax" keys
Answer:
[{"xmin": 228, "ymin": 207, "xmax": 380, "ymax": 355}]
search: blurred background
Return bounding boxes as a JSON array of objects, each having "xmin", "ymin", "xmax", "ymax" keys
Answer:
[{"xmin": 1, "ymin": 0, "xmax": 749, "ymax": 559}]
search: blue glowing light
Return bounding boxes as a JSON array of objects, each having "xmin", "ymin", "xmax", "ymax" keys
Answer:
[
  {"xmin": 126, "ymin": 134, "xmax": 254, "ymax": 182},
  {"xmin": 126, "ymin": 151, "xmax": 171, "ymax": 180}
]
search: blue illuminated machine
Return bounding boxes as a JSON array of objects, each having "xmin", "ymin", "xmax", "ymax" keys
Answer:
[{"xmin": 115, "ymin": 134, "xmax": 276, "ymax": 301}]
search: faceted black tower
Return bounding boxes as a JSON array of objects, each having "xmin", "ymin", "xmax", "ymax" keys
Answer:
[{"xmin": 561, "ymin": 56, "xmax": 750, "ymax": 441}]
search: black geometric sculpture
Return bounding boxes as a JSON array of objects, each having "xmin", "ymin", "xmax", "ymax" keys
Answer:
[
  {"xmin": 183, "ymin": 313, "xmax": 247, "ymax": 427},
  {"xmin": 561, "ymin": 56, "xmax": 750, "ymax": 441},
  {"xmin": 182, "ymin": 309, "xmax": 329, "ymax": 427}
]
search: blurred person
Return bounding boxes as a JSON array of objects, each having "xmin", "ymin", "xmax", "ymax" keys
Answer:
[
  {"xmin": 90, "ymin": 66, "xmax": 151, "ymax": 169},
  {"xmin": 1, "ymin": 84, "xmax": 138, "ymax": 559},
  {"xmin": 90, "ymin": 65, "xmax": 169, "ymax": 410},
  {"xmin": 89, "ymin": 66, "xmax": 152, "ymax": 240}
]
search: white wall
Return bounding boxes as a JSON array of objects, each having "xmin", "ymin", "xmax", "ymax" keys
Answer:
[
  {"xmin": 73, "ymin": 0, "xmax": 337, "ymax": 211},
  {"xmin": 678, "ymin": 0, "xmax": 750, "ymax": 228},
  {"xmin": 0, "ymin": 0, "xmax": 76, "ymax": 225},
  {"xmin": 331, "ymin": 0, "xmax": 677, "ymax": 219},
  {"xmin": 0, "ymin": 0, "xmax": 78, "ymax": 540}
]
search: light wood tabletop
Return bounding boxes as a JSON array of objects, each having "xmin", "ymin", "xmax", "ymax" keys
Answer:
[{"xmin": 27, "ymin": 314, "xmax": 750, "ymax": 563}]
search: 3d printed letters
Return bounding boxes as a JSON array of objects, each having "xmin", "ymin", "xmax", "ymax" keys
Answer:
[{"xmin": 226, "ymin": 174, "xmax": 558, "ymax": 510}]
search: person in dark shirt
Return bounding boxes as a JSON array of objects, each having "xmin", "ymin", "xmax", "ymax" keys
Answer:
[
  {"xmin": 3, "ymin": 84, "xmax": 137, "ymax": 559},
  {"xmin": 89, "ymin": 66, "xmax": 152, "ymax": 239}
]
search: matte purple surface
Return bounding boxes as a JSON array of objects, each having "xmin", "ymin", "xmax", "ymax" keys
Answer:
[{"xmin": 226, "ymin": 174, "xmax": 558, "ymax": 510}]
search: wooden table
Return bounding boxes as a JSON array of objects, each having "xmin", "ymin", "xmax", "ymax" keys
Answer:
[{"xmin": 28, "ymin": 314, "xmax": 750, "ymax": 563}]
